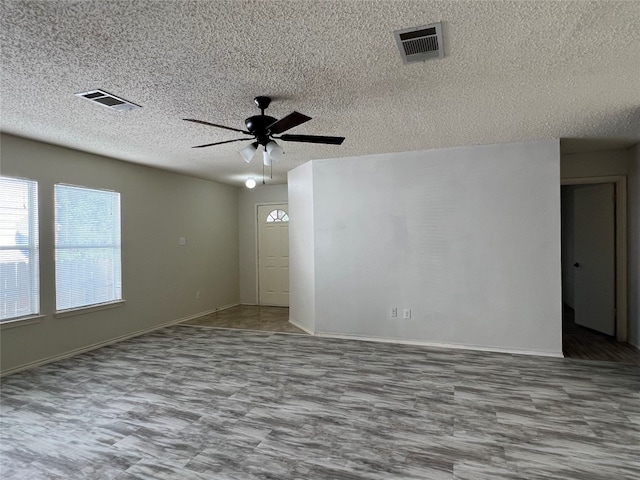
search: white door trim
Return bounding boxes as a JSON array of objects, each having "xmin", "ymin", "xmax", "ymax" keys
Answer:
[
  {"xmin": 255, "ymin": 202, "xmax": 289, "ymax": 305},
  {"xmin": 561, "ymin": 175, "xmax": 628, "ymax": 341}
]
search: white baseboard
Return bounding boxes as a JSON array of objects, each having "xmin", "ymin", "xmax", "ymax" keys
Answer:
[
  {"xmin": 313, "ymin": 331, "xmax": 564, "ymax": 358},
  {"xmin": 240, "ymin": 303, "xmax": 290, "ymax": 307},
  {"xmin": 212, "ymin": 302, "xmax": 241, "ymax": 313},
  {"xmin": 0, "ymin": 305, "xmax": 239, "ymax": 377}
]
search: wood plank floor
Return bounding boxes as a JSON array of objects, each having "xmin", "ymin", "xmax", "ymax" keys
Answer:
[
  {"xmin": 183, "ymin": 305, "xmax": 306, "ymax": 334},
  {"xmin": 188, "ymin": 305, "xmax": 640, "ymax": 366},
  {"xmin": 1, "ymin": 310, "xmax": 639, "ymax": 479},
  {"xmin": 562, "ymin": 307, "xmax": 640, "ymax": 365}
]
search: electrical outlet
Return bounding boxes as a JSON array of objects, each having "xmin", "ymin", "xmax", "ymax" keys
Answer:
[
  {"xmin": 403, "ymin": 308, "xmax": 411, "ymax": 319},
  {"xmin": 391, "ymin": 307, "xmax": 398, "ymax": 318},
  {"xmin": 196, "ymin": 290, "xmax": 200, "ymax": 299}
]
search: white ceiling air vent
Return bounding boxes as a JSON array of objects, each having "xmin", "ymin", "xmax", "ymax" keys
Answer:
[
  {"xmin": 394, "ymin": 23, "xmax": 444, "ymax": 64},
  {"xmin": 75, "ymin": 89, "xmax": 141, "ymax": 112}
]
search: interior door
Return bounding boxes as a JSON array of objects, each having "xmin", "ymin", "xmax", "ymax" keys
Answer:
[
  {"xmin": 257, "ymin": 204, "xmax": 289, "ymax": 306},
  {"xmin": 573, "ymin": 183, "xmax": 615, "ymax": 335}
]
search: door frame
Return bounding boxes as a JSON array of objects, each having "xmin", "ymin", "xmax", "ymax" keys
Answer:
[
  {"xmin": 255, "ymin": 202, "xmax": 289, "ymax": 306},
  {"xmin": 561, "ymin": 175, "xmax": 628, "ymax": 341}
]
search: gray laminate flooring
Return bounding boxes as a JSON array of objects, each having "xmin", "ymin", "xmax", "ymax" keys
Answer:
[
  {"xmin": 183, "ymin": 305, "xmax": 306, "ymax": 334},
  {"xmin": 1, "ymin": 325, "xmax": 639, "ymax": 479},
  {"xmin": 562, "ymin": 306, "xmax": 640, "ymax": 365}
]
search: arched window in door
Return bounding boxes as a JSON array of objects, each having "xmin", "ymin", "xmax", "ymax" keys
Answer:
[{"xmin": 266, "ymin": 209, "xmax": 289, "ymax": 223}]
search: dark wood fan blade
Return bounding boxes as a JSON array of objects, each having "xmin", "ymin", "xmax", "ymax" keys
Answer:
[
  {"xmin": 279, "ymin": 134, "xmax": 345, "ymax": 145},
  {"xmin": 192, "ymin": 138, "xmax": 252, "ymax": 148},
  {"xmin": 184, "ymin": 118, "xmax": 250, "ymax": 135},
  {"xmin": 267, "ymin": 111, "xmax": 312, "ymax": 134}
]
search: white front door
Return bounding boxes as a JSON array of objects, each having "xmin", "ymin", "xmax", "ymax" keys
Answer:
[
  {"xmin": 257, "ymin": 204, "xmax": 289, "ymax": 306},
  {"xmin": 573, "ymin": 183, "xmax": 615, "ymax": 335}
]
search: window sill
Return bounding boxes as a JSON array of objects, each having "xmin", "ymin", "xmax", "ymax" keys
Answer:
[
  {"xmin": 0, "ymin": 315, "xmax": 46, "ymax": 330},
  {"xmin": 55, "ymin": 300, "xmax": 126, "ymax": 319}
]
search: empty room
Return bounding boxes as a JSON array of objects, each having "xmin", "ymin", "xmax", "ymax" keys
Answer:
[{"xmin": 1, "ymin": 1, "xmax": 639, "ymax": 479}]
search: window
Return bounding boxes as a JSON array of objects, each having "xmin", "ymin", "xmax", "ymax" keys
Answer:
[
  {"xmin": 266, "ymin": 209, "xmax": 289, "ymax": 223},
  {"xmin": 55, "ymin": 184, "xmax": 122, "ymax": 311},
  {"xmin": 0, "ymin": 176, "xmax": 39, "ymax": 321}
]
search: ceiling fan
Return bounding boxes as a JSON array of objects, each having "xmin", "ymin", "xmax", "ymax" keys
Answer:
[{"xmin": 184, "ymin": 96, "xmax": 345, "ymax": 165}]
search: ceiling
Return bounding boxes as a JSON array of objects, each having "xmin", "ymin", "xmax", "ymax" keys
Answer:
[{"xmin": 1, "ymin": 1, "xmax": 639, "ymax": 186}]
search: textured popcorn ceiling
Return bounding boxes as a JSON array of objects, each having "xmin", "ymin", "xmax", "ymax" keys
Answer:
[{"xmin": 1, "ymin": 1, "xmax": 639, "ymax": 185}]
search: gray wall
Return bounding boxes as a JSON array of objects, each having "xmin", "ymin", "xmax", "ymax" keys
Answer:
[
  {"xmin": 238, "ymin": 184, "xmax": 288, "ymax": 304},
  {"xmin": 290, "ymin": 140, "xmax": 563, "ymax": 355},
  {"xmin": 0, "ymin": 134, "xmax": 240, "ymax": 374},
  {"xmin": 561, "ymin": 149, "xmax": 629, "ymax": 178}
]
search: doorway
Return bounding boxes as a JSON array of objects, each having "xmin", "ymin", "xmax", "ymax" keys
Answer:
[
  {"xmin": 561, "ymin": 176, "xmax": 631, "ymax": 361},
  {"xmin": 257, "ymin": 203, "xmax": 289, "ymax": 306}
]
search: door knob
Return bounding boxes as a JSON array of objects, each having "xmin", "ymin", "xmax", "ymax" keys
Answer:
[{"xmin": 573, "ymin": 262, "xmax": 580, "ymax": 267}]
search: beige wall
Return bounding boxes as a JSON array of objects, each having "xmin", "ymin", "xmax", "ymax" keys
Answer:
[
  {"xmin": 2, "ymin": 135, "xmax": 636, "ymax": 373},
  {"xmin": 0, "ymin": 134, "xmax": 240, "ymax": 374},
  {"xmin": 561, "ymin": 149, "xmax": 629, "ymax": 178}
]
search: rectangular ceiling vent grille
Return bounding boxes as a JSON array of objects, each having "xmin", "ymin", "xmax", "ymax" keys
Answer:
[
  {"xmin": 394, "ymin": 23, "xmax": 444, "ymax": 64},
  {"xmin": 75, "ymin": 89, "xmax": 141, "ymax": 112}
]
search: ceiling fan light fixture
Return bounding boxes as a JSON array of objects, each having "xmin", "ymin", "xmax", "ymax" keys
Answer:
[
  {"xmin": 239, "ymin": 142, "xmax": 259, "ymax": 163},
  {"xmin": 263, "ymin": 150, "xmax": 271, "ymax": 166},
  {"xmin": 265, "ymin": 140, "xmax": 284, "ymax": 162},
  {"xmin": 245, "ymin": 177, "xmax": 257, "ymax": 189}
]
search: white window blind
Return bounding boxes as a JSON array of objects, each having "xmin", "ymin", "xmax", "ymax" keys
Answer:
[
  {"xmin": 55, "ymin": 184, "xmax": 122, "ymax": 311},
  {"xmin": 0, "ymin": 176, "xmax": 39, "ymax": 321}
]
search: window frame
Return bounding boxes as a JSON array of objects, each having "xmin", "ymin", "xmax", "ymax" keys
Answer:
[
  {"xmin": 54, "ymin": 183, "xmax": 123, "ymax": 314},
  {"xmin": 0, "ymin": 176, "xmax": 40, "ymax": 323},
  {"xmin": 266, "ymin": 209, "xmax": 289, "ymax": 223}
]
